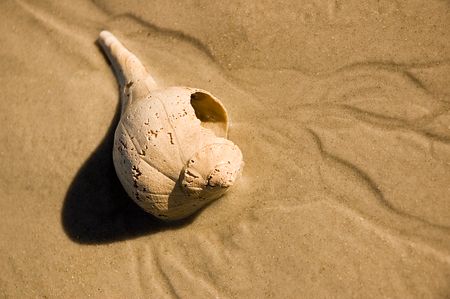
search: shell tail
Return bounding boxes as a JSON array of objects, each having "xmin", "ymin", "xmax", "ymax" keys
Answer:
[{"xmin": 98, "ymin": 31, "xmax": 157, "ymax": 111}]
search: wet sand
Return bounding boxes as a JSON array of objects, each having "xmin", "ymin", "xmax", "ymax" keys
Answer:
[{"xmin": 0, "ymin": 0, "xmax": 449, "ymax": 297}]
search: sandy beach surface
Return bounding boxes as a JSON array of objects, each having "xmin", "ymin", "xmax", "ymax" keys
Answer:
[{"xmin": 1, "ymin": 0, "xmax": 449, "ymax": 297}]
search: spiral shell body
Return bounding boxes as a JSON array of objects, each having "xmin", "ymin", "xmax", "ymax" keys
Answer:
[{"xmin": 99, "ymin": 31, "xmax": 244, "ymax": 220}]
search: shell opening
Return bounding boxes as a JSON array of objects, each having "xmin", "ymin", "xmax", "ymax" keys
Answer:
[{"xmin": 190, "ymin": 92, "xmax": 228, "ymax": 138}]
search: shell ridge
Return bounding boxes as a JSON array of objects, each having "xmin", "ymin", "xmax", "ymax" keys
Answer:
[
  {"xmin": 186, "ymin": 140, "xmax": 230, "ymax": 160},
  {"xmin": 137, "ymin": 191, "xmax": 172, "ymax": 197},
  {"xmin": 121, "ymin": 122, "xmax": 177, "ymax": 182},
  {"xmin": 139, "ymin": 156, "xmax": 177, "ymax": 183},
  {"xmin": 156, "ymin": 96, "xmax": 187, "ymax": 165},
  {"xmin": 121, "ymin": 122, "xmax": 144, "ymax": 155}
]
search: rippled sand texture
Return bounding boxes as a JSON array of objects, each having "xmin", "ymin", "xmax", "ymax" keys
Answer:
[{"xmin": 1, "ymin": 0, "xmax": 449, "ymax": 297}]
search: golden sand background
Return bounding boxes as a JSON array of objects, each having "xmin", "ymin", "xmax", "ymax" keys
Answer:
[{"xmin": 0, "ymin": 0, "xmax": 449, "ymax": 297}]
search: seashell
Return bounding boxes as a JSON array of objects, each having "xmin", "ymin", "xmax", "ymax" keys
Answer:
[{"xmin": 98, "ymin": 31, "xmax": 244, "ymax": 221}]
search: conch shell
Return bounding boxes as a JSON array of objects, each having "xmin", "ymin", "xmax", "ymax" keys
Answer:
[{"xmin": 98, "ymin": 31, "xmax": 244, "ymax": 221}]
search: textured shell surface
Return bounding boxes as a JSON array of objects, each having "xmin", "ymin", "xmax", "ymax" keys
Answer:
[{"xmin": 99, "ymin": 31, "xmax": 244, "ymax": 221}]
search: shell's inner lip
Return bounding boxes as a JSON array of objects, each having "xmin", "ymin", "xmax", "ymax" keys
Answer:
[{"xmin": 190, "ymin": 92, "xmax": 228, "ymax": 137}]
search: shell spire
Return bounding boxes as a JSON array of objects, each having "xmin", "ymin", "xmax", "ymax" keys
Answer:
[{"xmin": 98, "ymin": 30, "xmax": 157, "ymax": 112}]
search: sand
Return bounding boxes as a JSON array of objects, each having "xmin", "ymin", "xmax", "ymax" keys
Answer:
[{"xmin": 0, "ymin": 0, "xmax": 449, "ymax": 298}]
